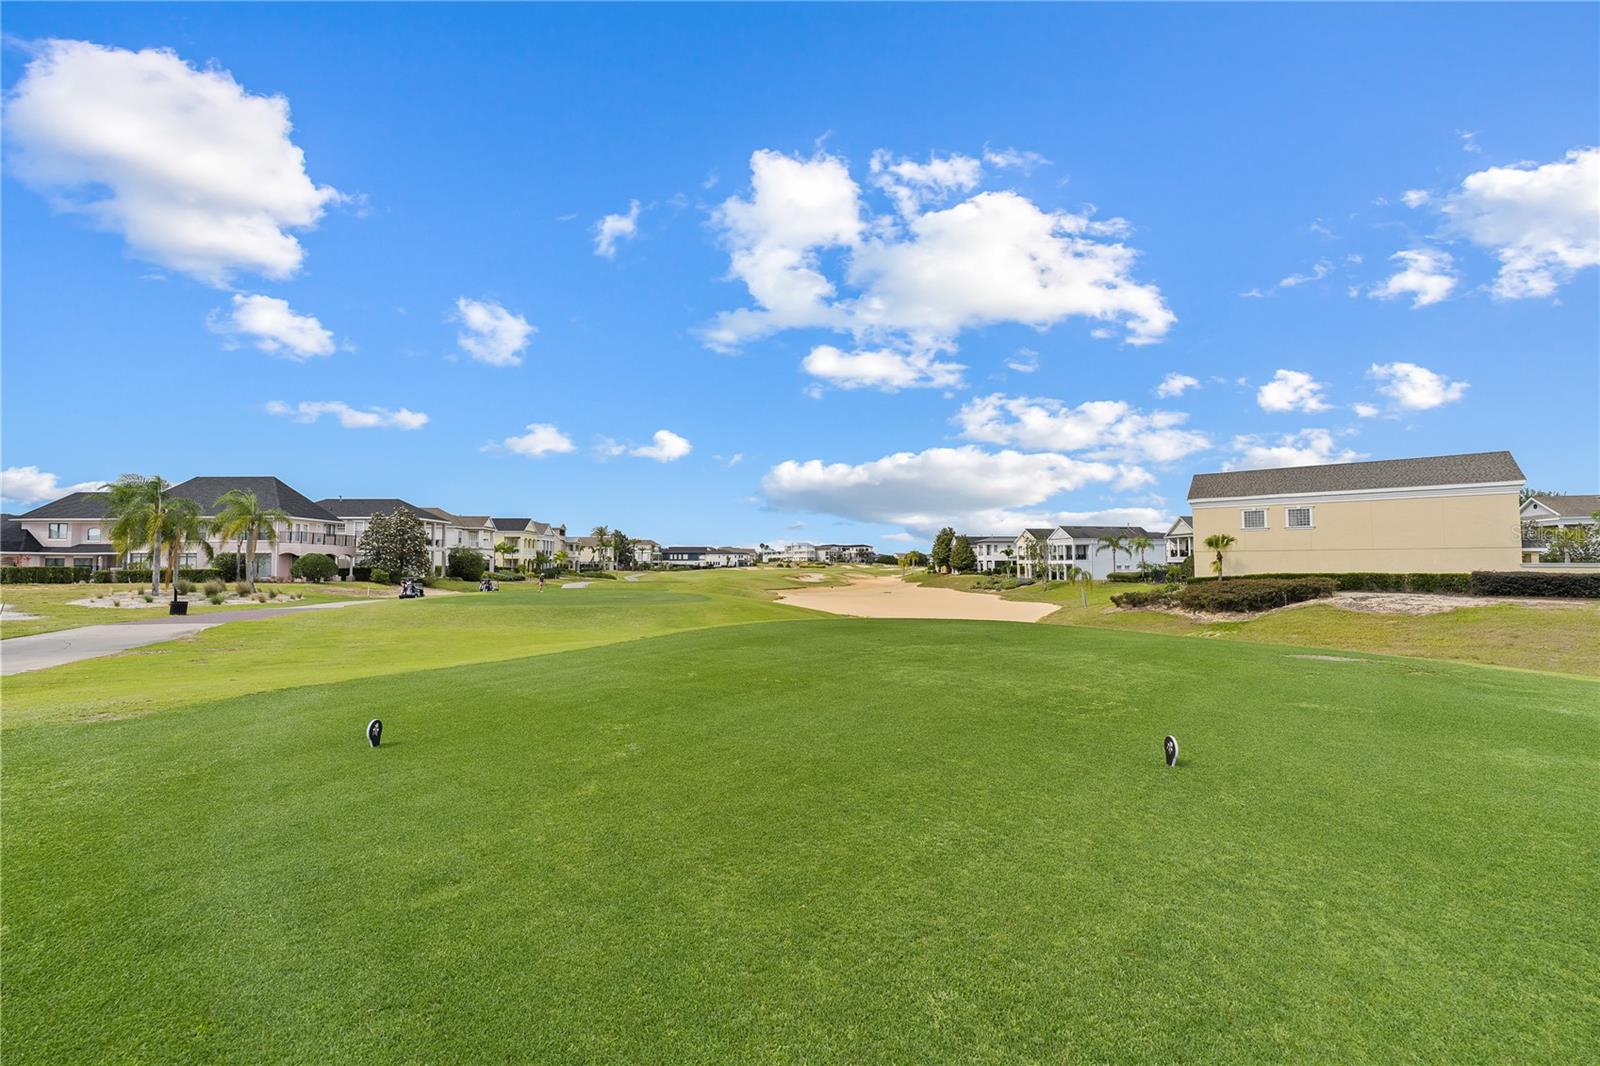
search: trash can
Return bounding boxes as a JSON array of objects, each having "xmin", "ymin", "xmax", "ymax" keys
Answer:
[{"xmin": 169, "ymin": 600, "xmax": 188, "ymax": 616}]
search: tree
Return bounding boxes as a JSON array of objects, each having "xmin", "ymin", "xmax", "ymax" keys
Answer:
[
  {"xmin": 553, "ymin": 549, "xmax": 570, "ymax": 574},
  {"xmin": 533, "ymin": 550, "xmax": 551, "ymax": 574},
  {"xmin": 292, "ymin": 553, "xmax": 337, "ymax": 583},
  {"xmin": 494, "ymin": 539, "xmax": 520, "ymax": 573},
  {"xmin": 1130, "ymin": 535, "xmax": 1153, "ymax": 570},
  {"xmin": 1066, "ymin": 565, "xmax": 1091, "ymax": 607},
  {"xmin": 359, "ymin": 509, "xmax": 431, "ymax": 580},
  {"xmin": 590, "ymin": 525, "xmax": 611, "ymax": 571},
  {"xmin": 1096, "ymin": 534, "xmax": 1128, "ymax": 576},
  {"xmin": 950, "ymin": 534, "xmax": 977, "ymax": 573},
  {"xmin": 1548, "ymin": 525, "xmax": 1596, "ymax": 564},
  {"xmin": 1001, "ymin": 547, "xmax": 1015, "ymax": 576},
  {"xmin": 160, "ymin": 498, "xmax": 213, "ymax": 595},
  {"xmin": 1023, "ymin": 536, "xmax": 1047, "ymax": 584},
  {"xmin": 210, "ymin": 489, "xmax": 290, "ymax": 593},
  {"xmin": 106, "ymin": 474, "xmax": 177, "ymax": 595},
  {"xmin": 610, "ymin": 530, "xmax": 634, "ymax": 570},
  {"xmin": 447, "ymin": 546, "xmax": 487, "ymax": 581},
  {"xmin": 1203, "ymin": 533, "xmax": 1236, "ymax": 580},
  {"xmin": 931, "ymin": 527, "xmax": 955, "ymax": 572}
]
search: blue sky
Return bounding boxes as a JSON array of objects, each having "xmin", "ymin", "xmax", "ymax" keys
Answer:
[{"xmin": 3, "ymin": 3, "xmax": 1596, "ymax": 548}]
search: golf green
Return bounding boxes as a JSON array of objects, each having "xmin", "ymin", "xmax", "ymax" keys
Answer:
[{"xmin": 5, "ymin": 618, "xmax": 1597, "ymax": 1062}]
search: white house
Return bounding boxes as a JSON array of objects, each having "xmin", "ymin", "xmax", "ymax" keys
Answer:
[
  {"xmin": 767, "ymin": 542, "xmax": 819, "ymax": 564},
  {"xmin": 1165, "ymin": 516, "xmax": 1194, "ymax": 563},
  {"xmin": 318, "ymin": 497, "xmax": 453, "ymax": 575},
  {"xmin": 1009, "ymin": 525, "xmax": 1166, "ymax": 580},
  {"xmin": 970, "ymin": 535, "xmax": 1019, "ymax": 573}
]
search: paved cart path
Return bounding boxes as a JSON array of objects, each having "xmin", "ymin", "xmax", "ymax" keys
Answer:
[{"xmin": 1, "ymin": 600, "xmax": 376, "ymax": 677}]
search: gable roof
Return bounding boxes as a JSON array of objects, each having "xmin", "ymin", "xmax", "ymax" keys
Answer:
[
  {"xmin": 1166, "ymin": 515, "xmax": 1194, "ymax": 535},
  {"xmin": 17, "ymin": 491, "xmax": 110, "ymax": 520},
  {"xmin": 2, "ymin": 518, "xmax": 45, "ymax": 554},
  {"xmin": 317, "ymin": 497, "xmax": 437, "ymax": 520},
  {"xmin": 1022, "ymin": 527, "xmax": 1056, "ymax": 541},
  {"xmin": 1189, "ymin": 451, "xmax": 1524, "ymax": 501},
  {"xmin": 1054, "ymin": 525, "xmax": 1160, "ymax": 540},
  {"xmin": 172, "ymin": 477, "xmax": 339, "ymax": 522},
  {"xmin": 1526, "ymin": 494, "xmax": 1600, "ymax": 517},
  {"xmin": 492, "ymin": 517, "xmax": 533, "ymax": 531}
]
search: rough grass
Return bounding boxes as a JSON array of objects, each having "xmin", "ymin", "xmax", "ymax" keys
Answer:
[
  {"xmin": 5, "ymin": 618, "xmax": 1596, "ymax": 1063},
  {"xmin": 903, "ymin": 573, "xmax": 1600, "ymax": 677}
]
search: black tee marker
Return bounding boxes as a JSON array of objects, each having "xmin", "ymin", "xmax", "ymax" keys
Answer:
[
  {"xmin": 367, "ymin": 719, "xmax": 383, "ymax": 748},
  {"xmin": 1164, "ymin": 735, "xmax": 1179, "ymax": 768}
]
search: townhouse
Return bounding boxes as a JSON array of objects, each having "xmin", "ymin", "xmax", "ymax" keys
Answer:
[
  {"xmin": 491, "ymin": 518, "xmax": 568, "ymax": 571},
  {"xmin": 765, "ymin": 542, "xmax": 819, "ymax": 564},
  {"xmin": 970, "ymin": 535, "xmax": 1018, "ymax": 573},
  {"xmin": 318, "ymin": 498, "xmax": 452, "ymax": 574},
  {"xmin": 1006, "ymin": 525, "xmax": 1165, "ymax": 581},
  {"xmin": 1187, "ymin": 451, "xmax": 1526, "ymax": 576},
  {"xmin": 1165, "ymin": 516, "xmax": 1194, "ymax": 564},
  {"xmin": 814, "ymin": 543, "xmax": 876, "ymax": 564},
  {"xmin": 1517, "ymin": 494, "xmax": 1599, "ymax": 564}
]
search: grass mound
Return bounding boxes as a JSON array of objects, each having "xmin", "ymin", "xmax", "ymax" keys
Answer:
[{"xmin": 6, "ymin": 619, "xmax": 1596, "ymax": 1062}]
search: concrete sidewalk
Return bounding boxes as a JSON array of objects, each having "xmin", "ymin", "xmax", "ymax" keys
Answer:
[{"xmin": 1, "ymin": 600, "xmax": 374, "ymax": 677}]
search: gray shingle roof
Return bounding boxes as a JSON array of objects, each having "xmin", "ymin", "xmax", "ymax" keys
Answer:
[
  {"xmin": 1023, "ymin": 528, "xmax": 1056, "ymax": 541},
  {"xmin": 173, "ymin": 477, "xmax": 339, "ymax": 522},
  {"xmin": 492, "ymin": 517, "xmax": 532, "ymax": 531},
  {"xmin": 1056, "ymin": 525, "xmax": 1161, "ymax": 540},
  {"xmin": 17, "ymin": 491, "xmax": 110, "ymax": 520},
  {"xmin": 1527, "ymin": 494, "xmax": 1600, "ymax": 517},
  {"xmin": 317, "ymin": 498, "xmax": 436, "ymax": 520},
  {"xmin": 2, "ymin": 518, "xmax": 45, "ymax": 554},
  {"xmin": 1189, "ymin": 451, "xmax": 1524, "ymax": 501}
]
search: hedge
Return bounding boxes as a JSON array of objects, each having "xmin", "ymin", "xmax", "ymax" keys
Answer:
[
  {"xmin": 1190, "ymin": 572, "xmax": 1472, "ymax": 594},
  {"xmin": 1470, "ymin": 571, "xmax": 1600, "ymax": 598},
  {"xmin": 1, "ymin": 567, "xmax": 222, "ymax": 584},
  {"xmin": 1178, "ymin": 577, "xmax": 1336, "ymax": 613},
  {"xmin": 1110, "ymin": 586, "xmax": 1180, "ymax": 609}
]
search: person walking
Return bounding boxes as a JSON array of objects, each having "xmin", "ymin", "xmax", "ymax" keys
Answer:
[{"xmin": 538, "ymin": 573, "xmax": 546, "ymax": 592}]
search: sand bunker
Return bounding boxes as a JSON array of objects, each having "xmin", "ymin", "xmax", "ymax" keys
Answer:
[{"xmin": 777, "ymin": 575, "xmax": 1056, "ymax": 622}]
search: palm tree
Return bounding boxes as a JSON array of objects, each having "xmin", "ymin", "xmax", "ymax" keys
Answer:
[
  {"xmin": 161, "ymin": 498, "xmax": 214, "ymax": 598},
  {"xmin": 590, "ymin": 525, "xmax": 611, "ymax": 572},
  {"xmin": 1204, "ymin": 533, "xmax": 1236, "ymax": 581},
  {"xmin": 210, "ymin": 489, "xmax": 290, "ymax": 593},
  {"xmin": 107, "ymin": 474, "xmax": 176, "ymax": 595},
  {"xmin": 494, "ymin": 539, "xmax": 519, "ymax": 574},
  {"xmin": 1130, "ymin": 535, "xmax": 1153, "ymax": 573},
  {"xmin": 1097, "ymin": 534, "xmax": 1127, "ymax": 576},
  {"xmin": 1066, "ymin": 564, "xmax": 1091, "ymax": 607},
  {"xmin": 554, "ymin": 549, "xmax": 569, "ymax": 574},
  {"xmin": 1001, "ymin": 546, "xmax": 1015, "ymax": 576}
]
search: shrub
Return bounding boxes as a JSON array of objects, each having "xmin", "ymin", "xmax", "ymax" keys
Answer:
[
  {"xmin": 1106, "ymin": 572, "xmax": 1147, "ymax": 583},
  {"xmin": 254, "ymin": 592, "xmax": 269, "ymax": 603},
  {"xmin": 203, "ymin": 579, "xmax": 226, "ymax": 597},
  {"xmin": 175, "ymin": 578, "xmax": 195, "ymax": 595},
  {"xmin": 446, "ymin": 547, "xmax": 487, "ymax": 581},
  {"xmin": 1470, "ymin": 570, "xmax": 1600, "ymax": 598},
  {"xmin": 234, "ymin": 580, "xmax": 252, "ymax": 597},
  {"xmin": 3, "ymin": 566, "xmax": 83, "ymax": 584},
  {"xmin": 208, "ymin": 593, "xmax": 226, "ymax": 605},
  {"xmin": 1111, "ymin": 586, "xmax": 1180, "ymax": 609},
  {"xmin": 142, "ymin": 593, "xmax": 154, "ymax": 603},
  {"xmin": 291, "ymin": 553, "xmax": 337, "ymax": 583},
  {"xmin": 1187, "ymin": 572, "xmax": 1471, "ymax": 594},
  {"xmin": 1178, "ymin": 577, "xmax": 1336, "ymax": 613},
  {"xmin": 213, "ymin": 553, "xmax": 244, "ymax": 581},
  {"xmin": 370, "ymin": 568, "xmax": 393, "ymax": 585}
]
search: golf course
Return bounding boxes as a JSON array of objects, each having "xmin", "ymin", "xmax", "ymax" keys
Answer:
[{"xmin": 4, "ymin": 569, "xmax": 1597, "ymax": 1062}]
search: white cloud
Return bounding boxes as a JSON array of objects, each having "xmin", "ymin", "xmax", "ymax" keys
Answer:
[
  {"xmin": 264, "ymin": 400, "xmax": 427, "ymax": 430},
  {"xmin": 801, "ymin": 344, "xmax": 964, "ymax": 392},
  {"xmin": 703, "ymin": 148, "xmax": 1173, "ymax": 352},
  {"xmin": 723, "ymin": 452, "xmax": 744, "ymax": 468},
  {"xmin": 761, "ymin": 445, "xmax": 1142, "ymax": 535},
  {"xmin": 1256, "ymin": 369, "xmax": 1331, "ymax": 413},
  {"xmin": 882, "ymin": 531, "xmax": 918, "ymax": 543},
  {"xmin": 982, "ymin": 146, "xmax": 1049, "ymax": 173},
  {"xmin": 492, "ymin": 423, "xmax": 575, "ymax": 457},
  {"xmin": 3, "ymin": 40, "xmax": 339, "ymax": 286},
  {"xmin": 630, "ymin": 429, "xmax": 692, "ymax": 462},
  {"xmin": 954, "ymin": 393, "xmax": 1211, "ymax": 464},
  {"xmin": 1401, "ymin": 189, "xmax": 1431, "ymax": 209},
  {"xmin": 594, "ymin": 200, "xmax": 640, "ymax": 258},
  {"xmin": 1368, "ymin": 361, "xmax": 1468, "ymax": 410},
  {"xmin": 1225, "ymin": 429, "xmax": 1365, "ymax": 470},
  {"xmin": 1278, "ymin": 259, "xmax": 1334, "ymax": 288},
  {"xmin": 209, "ymin": 294, "xmax": 335, "ymax": 359},
  {"xmin": 1352, "ymin": 402, "xmax": 1380, "ymax": 418},
  {"xmin": 1006, "ymin": 347, "xmax": 1040, "ymax": 374},
  {"xmin": 870, "ymin": 150, "xmax": 983, "ymax": 217},
  {"xmin": 1443, "ymin": 147, "xmax": 1599, "ymax": 299},
  {"xmin": 455, "ymin": 297, "xmax": 534, "ymax": 367},
  {"xmin": 0, "ymin": 466, "xmax": 107, "ymax": 505},
  {"xmin": 1369, "ymin": 248, "xmax": 1457, "ymax": 308},
  {"xmin": 1155, "ymin": 372, "xmax": 1199, "ymax": 398}
]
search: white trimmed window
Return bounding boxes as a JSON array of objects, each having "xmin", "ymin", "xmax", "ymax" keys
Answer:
[
  {"xmin": 47, "ymin": 522, "xmax": 69, "ymax": 539},
  {"xmin": 1242, "ymin": 508, "xmax": 1267, "ymax": 530},
  {"xmin": 127, "ymin": 552, "xmax": 149, "ymax": 567},
  {"xmin": 1286, "ymin": 506, "xmax": 1314, "ymax": 530}
]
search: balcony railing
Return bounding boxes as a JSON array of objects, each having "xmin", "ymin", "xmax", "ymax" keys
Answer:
[{"xmin": 275, "ymin": 531, "xmax": 356, "ymax": 547}]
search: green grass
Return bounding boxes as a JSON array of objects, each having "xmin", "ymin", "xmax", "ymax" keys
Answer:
[
  {"xmin": 0, "ymin": 580, "xmax": 394, "ymax": 639},
  {"xmin": 901, "ymin": 572, "xmax": 1600, "ymax": 677},
  {"xmin": 5, "ymin": 615, "xmax": 1596, "ymax": 1062}
]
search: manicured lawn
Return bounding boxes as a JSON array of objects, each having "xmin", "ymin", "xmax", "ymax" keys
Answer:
[
  {"xmin": 0, "ymin": 580, "xmax": 395, "ymax": 639},
  {"xmin": 5, "ymin": 615, "xmax": 1596, "ymax": 1062},
  {"xmin": 902, "ymin": 572, "xmax": 1600, "ymax": 677}
]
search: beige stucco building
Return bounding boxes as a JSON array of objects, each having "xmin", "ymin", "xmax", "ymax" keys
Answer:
[{"xmin": 1187, "ymin": 451, "xmax": 1525, "ymax": 576}]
